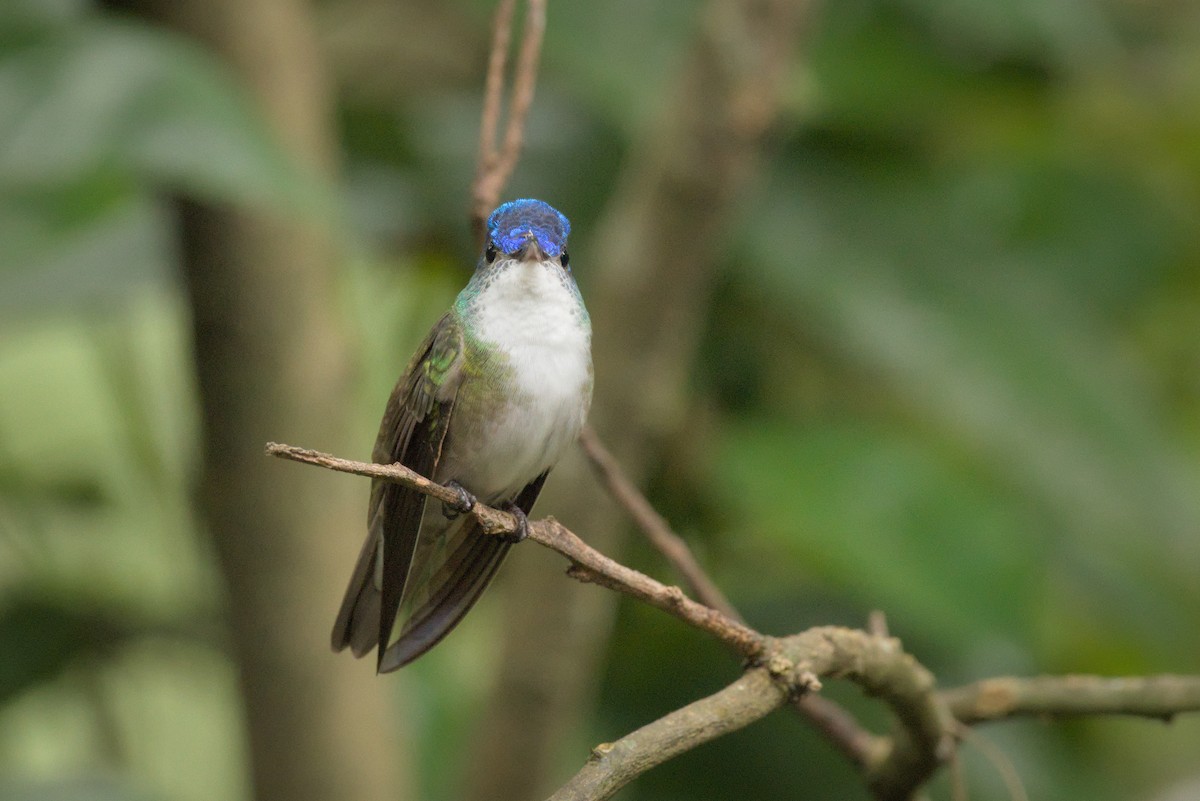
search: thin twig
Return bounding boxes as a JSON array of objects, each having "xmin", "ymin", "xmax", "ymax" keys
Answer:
[
  {"xmin": 548, "ymin": 668, "xmax": 792, "ymax": 800},
  {"xmin": 942, "ymin": 675, "xmax": 1200, "ymax": 725},
  {"xmin": 549, "ymin": 522, "xmax": 764, "ymax": 658},
  {"xmin": 579, "ymin": 427, "xmax": 881, "ymax": 766},
  {"xmin": 266, "ymin": 443, "xmax": 488, "ymax": 515},
  {"xmin": 266, "ymin": 442, "xmax": 951, "ymax": 796},
  {"xmin": 550, "ymin": 627, "xmax": 945, "ymax": 801},
  {"xmin": 501, "ymin": 0, "xmax": 545, "ymax": 167},
  {"xmin": 470, "ymin": 0, "xmax": 547, "ymax": 240},
  {"xmin": 578, "ymin": 426, "xmax": 741, "ymax": 621},
  {"xmin": 268, "ymin": 440, "xmax": 1200, "ymax": 801},
  {"xmin": 266, "ymin": 442, "xmax": 764, "ymax": 657},
  {"xmin": 793, "ymin": 694, "xmax": 889, "ymax": 768},
  {"xmin": 476, "ymin": 0, "xmax": 514, "ymax": 187},
  {"xmin": 953, "ymin": 723, "xmax": 1028, "ymax": 801}
]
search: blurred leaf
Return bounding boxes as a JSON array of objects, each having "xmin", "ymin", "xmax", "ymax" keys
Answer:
[
  {"xmin": 894, "ymin": 0, "xmax": 1121, "ymax": 68},
  {"xmin": 0, "ymin": 465, "xmax": 107, "ymax": 512},
  {"xmin": 0, "ymin": 0, "xmax": 88, "ymax": 49},
  {"xmin": 0, "ymin": 194, "xmax": 172, "ymax": 317},
  {"xmin": 719, "ymin": 419, "xmax": 1045, "ymax": 646},
  {"xmin": 730, "ymin": 158, "xmax": 1200, "ymax": 663},
  {"xmin": 0, "ymin": 777, "xmax": 156, "ymax": 801},
  {"xmin": 0, "ymin": 17, "xmax": 320, "ymax": 204},
  {"xmin": 0, "ymin": 11, "xmax": 330, "ymax": 316},
  {"xmin": 0, "ymin": 595, "xmax": 132, "ymax": 705}
]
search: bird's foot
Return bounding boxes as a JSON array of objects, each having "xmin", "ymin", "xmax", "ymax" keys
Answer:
[
  {"xmin": 442, "ymin": 480, "xmax": 477, "ymax": 519},
  {"xmin": 500, "ymin": 503, "xmax": 530, "ymax": 544}
]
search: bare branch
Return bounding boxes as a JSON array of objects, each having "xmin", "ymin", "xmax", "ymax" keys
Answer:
[
  {"xmin": 821, "ymin": 632, "xmax": 953, "ymax": 801},
  {"xmin": 266, "ymin": 442, "xmax": 764, "ymax": 657},
  {"xmin": 267, "ymin": 441, "xmax": 502, "ymax": 522},
  {"xmin": 943, "ymin": 675, "xmax": 1200, "ymax": 725},
  {"xmin": 266, "ymin": 443, "xmax": 956, "ymax": 799},
  {"xmin": 793, "ymin": 694, "xmax": 890, "ymax": 769},
  {"xmin": 501, "ymin": 0, "xmax": 545, "ymax": 167},
  {"xmin": 578, "ymin": 426, "xmax": 742, "ymax": 621},
  {"xmin": 579, "ymin": 426, "xmax": 882, "ymax": 766},
  {"xmin": 547, "ymin": 522, "xmax": 765, "ymax": 658},
  {"xmin": 547, "ymin": 668, "xmax": 792, "ymax": 801},
  {"xmin": 549, "ymin": 627, "xmax": 947, "ymax": 801},
  {"xmin": 475, "ymin": 0, "xmax": 514, "ymax": 188},
  {"xmin": 470, "ymin": 0, "xmax": 547, "ymax": 240},
  {"xmin": 953, "ymin": 724, "xmax": 1029, "ymax": 801},
  {"xmin": 268, "ymin": 440, "xmax": 1200, "ymax": 800}
]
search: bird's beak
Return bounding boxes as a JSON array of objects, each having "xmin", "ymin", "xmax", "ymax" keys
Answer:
[{"xmin": 516, "ymin": 230, "xmax": 547, "ymax": 262}]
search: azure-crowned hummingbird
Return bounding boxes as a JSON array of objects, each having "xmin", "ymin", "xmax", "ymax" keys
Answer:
[{"xmin": 332, "ymin": 199, "xmax": 593, "ymax": 672}]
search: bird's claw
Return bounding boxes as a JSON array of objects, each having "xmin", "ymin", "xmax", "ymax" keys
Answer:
[
  {"xmin": 500, "ymin": 503, "xmax": 530, "ymax": 544},
  {"xmin": 442, "ymin": 480, "xmax": 477, "ymax": 519}
]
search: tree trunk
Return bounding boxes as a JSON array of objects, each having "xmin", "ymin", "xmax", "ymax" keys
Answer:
[{"xmin": 129, "ymin": 1, "xmax": 408, "ymax": 800}]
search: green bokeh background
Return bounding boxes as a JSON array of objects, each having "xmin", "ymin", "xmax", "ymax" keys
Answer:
[{"xmin": 2, "ymin": 0, "xmax": 1198, "ymax": 799}]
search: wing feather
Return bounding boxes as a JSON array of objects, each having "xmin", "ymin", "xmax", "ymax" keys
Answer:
[
  {"xmin": 377, "ymin": 471, "xmax": 549, "ymax": 671},
  {"xmin": 330, "ymin": 314, "xmax": 464, "ymax": 667}
]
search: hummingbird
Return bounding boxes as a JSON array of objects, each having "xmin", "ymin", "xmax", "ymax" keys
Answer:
[{"xmin": 332, "ymin": 199, "xmax": 593, "ymax": 672}]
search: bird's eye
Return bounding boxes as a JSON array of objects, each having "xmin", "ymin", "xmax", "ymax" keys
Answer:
[
  {"xmin": 485, "ymin": 244, "xmax": 498, "ymax": 263},
  {"xmin": 560, "ymin": 251, "xmax": 570, "ymax": 270}
]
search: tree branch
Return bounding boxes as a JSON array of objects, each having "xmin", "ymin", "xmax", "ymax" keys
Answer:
[
  {"xmin": 266, "ymin": 442, "xmax": 955, "ymax": 797},
  {"xmin": 577, "ymin": 425, "xmax": 741, "ymax": 621},
  {"xmin": 943, "ymin": 675, "xmax": 1200, "ymax": 725},
  {"xmin": 548, "ymin": 627, "xmax": 949, "ymax": 801},
  {"xmin": 266, "ymin": 442, "xmax": 764, "ymax": 657},
  {"xmin": 470, "ymin": 0, "xmax": 547, "ymax": 241},
  {"xmin": 267, "ymin": 440, "xmax": 1200, "ymax": 801},
  {"xmin": 578, "ymin": 426, "xmax": 883, "ymax": 768},
  {"xmin": 547, "ymin": 668, "xmax": 792, "ymax": 801}
]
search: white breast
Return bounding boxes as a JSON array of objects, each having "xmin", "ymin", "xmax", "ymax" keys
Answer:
[{"xmin": 463, "ymin": 260, "xmax": 592, "ymax": 500}]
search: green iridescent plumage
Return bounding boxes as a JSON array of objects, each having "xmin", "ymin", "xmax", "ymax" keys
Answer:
[{"xmin": 332, "ymin": 200, "xmax": 592, "ymax": 671}]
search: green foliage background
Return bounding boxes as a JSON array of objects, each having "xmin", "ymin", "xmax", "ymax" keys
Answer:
[{"xmin": 1, "ymin": 0, "xmax": 1198, "ymax": 799}]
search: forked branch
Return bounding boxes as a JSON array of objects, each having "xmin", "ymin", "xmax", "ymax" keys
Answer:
[
  {"xmin": 266, "ymin": 441, "xmax": 1200, "ymax": 801},
  {"xmin": 470, "ymin": 0, "xmax": 547, "ymax": 242}
]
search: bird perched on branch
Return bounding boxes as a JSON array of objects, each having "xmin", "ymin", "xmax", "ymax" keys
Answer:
[{"xmin": 332, "ymin": 199, "xmax": 593, "ymax": 671}]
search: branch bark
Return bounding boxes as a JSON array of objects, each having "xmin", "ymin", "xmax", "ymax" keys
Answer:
[
  {"xmin": 578, "ymin": 426, "xmax": 741, "ymax": 621},
  {"xmin": 545, "ymin": 627, "xmax": 950, "ymax": 801},
  {"xmin": 267, "ymin": 441, "xmax": 1200, "ymax": 800},
  {"xmin": 547, "ymin": 668, "xmax": 791, "ymax": 801},
  {"xmin": 943, "ymin": 675, "xmax": 1200, "ymax": 725},
  {"xmin": 470, "ymin": 0, "xmax": 547, "ymax": 241},
  {"xmin": 580, "ymin": 424, "xmax": 883, "ymax": 768},
  {"xmin": 265, "ymin": 444, "xmax": 764, "ymax": 657},
  {"xmin": 266, "ymin": 442, "xmax": 952, "ymax": 798}
]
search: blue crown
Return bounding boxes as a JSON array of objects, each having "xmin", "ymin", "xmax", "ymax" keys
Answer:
[{"xmin": 486, "ymin": 199, "xmax": 570, "ymax": 258}]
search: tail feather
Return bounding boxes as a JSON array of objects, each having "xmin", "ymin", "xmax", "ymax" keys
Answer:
[
  {"xmin": 331, "ymin": 528, "xmax": 383, "ymax": 656},
  {"xmin": 378, "ymin": 530, "xmax": 510, "ymax": 671},
  {"xmin": 377, "ymin": 470, "xmax": 549, "ymax": 670},
  {"xmin": 332, "ymin": 471, "xmax": 551, "ymax": 669}
]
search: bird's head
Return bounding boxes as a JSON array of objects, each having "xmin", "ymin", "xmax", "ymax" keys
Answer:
[{"xmin": 484, "ymin": 199, "xmax": 572, "ymax": 270}]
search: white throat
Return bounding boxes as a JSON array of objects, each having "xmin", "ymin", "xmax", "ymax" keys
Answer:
[
  {"xmin": 457, "ymin": 258, "xmax": 593, "ymax": 499},
  {"xmin": 469, "ymin": 259, "xmax": 590, "ymax": 373}
]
